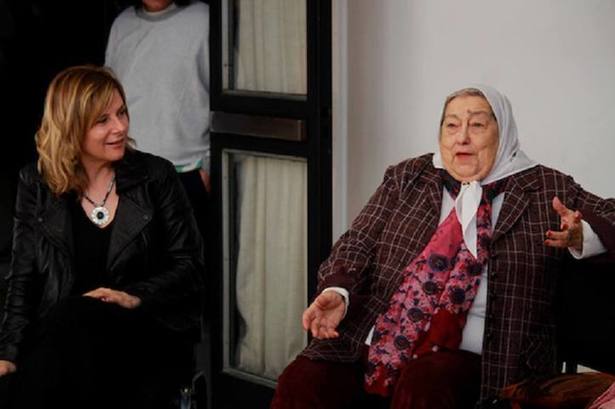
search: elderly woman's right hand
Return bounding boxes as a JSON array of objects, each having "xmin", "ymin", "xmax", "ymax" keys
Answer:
[
  {"xmin": 0, "ymin": 360, "xmax": 16, "ymax": 377},
  {"xmin": 302, "ymin": 291, "xmax": 345, "ymax": 339}
]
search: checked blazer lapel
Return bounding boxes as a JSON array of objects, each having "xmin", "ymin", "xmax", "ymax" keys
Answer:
[
  {"xmin": 492, "ymin": 167, "xmax": 540, "ymax": 243},
  {"xmin": 386, "ymin": 166, "xmax": 443, "ymax": 280},
  {"xmin": 422, "ymin": 169, "xmax": 444, "ymax": 220}
]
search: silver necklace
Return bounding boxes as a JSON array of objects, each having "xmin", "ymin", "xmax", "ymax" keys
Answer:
[{"xmin": 83, "ymin": 176, "xmax": 116, "ymax": 226}]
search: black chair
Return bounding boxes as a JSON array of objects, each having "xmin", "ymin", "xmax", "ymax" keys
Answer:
[
  {"xmin": 0, "ymin": 169, "xmax": 14, "ymax": 312},
  {"xmin": 170, "ymin": 347, "xmax": 208, "ymax": 409},
  {"xmin": 169, "ymin": 308, "xmax": 210, "ymax": 409},
  {"xmin": 496, "ymin": 257, "xmax": 615, "ymax": 409},
  {"xmin": 557, "ymin": 256, "xmax": 615, "ymax": 375}
]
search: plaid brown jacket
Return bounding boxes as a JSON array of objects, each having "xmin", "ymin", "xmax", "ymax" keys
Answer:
[{"xmin": 301, "ymin": 154, "xmax": 615, "ymax": 400}]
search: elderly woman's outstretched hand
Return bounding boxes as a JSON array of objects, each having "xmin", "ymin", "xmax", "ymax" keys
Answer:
[
  {"xmin": 545, "ymin": 196, "xmax": 583, "ymax": 252},
  {"xmin": 302, "ymin": 291, "xmax": 345, "ymax": 339}
]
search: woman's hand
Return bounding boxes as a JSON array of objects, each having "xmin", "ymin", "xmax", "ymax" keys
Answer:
[
  {"xmin": 83, "ymin": 287, "xmax": 142, "ymax": 309},
  {"xmin": 302, "ymin": 291, "xmax": 346, "ymax": 339},
  {"xmin": 545, "ymin": 196, "xmax": 583, "ymax": 252},
  {"xmin": 0, "ymin": 360, "xmax": 16, "ymax": 377}
]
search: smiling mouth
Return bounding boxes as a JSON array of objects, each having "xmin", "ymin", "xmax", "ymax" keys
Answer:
[{"xmin": 106, "ymin": 139, "xmax": 125, "ymax": 146}]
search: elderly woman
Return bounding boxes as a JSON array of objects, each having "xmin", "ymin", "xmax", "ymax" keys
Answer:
[
  {"xmin": 0, "ymin": 66, "xmax": 205, "ymax": 408},
  {"xmin": 271, "ymin": 85, "xmax": 615, "ymax": 409}
]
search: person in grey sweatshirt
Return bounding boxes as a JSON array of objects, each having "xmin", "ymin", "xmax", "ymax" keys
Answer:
[{"xmin": 105, "ymin": 0, "xmax": 211, "ymax": 241}]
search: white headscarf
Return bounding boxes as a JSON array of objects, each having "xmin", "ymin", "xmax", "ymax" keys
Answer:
[{"xmin": 432, "ymin": 85, "xmax": 537, "ymax": 256}]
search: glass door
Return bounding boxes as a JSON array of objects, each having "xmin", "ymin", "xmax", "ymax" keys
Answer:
[{"xmin": 209, "ymin": 1, "xmax": 331, "ymax": 408}]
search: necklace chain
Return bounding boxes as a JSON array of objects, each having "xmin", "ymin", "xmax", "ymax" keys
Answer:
[{"xmin": 83, "ymin": 176, "xmax": 116, "ymax": 208}]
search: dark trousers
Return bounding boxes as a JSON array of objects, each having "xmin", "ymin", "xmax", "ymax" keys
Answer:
[
  {"xmin": 178, "ymin": 169, "xmax": 212, "ymax": 393},
  {"xmin": 271, "ymin": 349, "xmax": 482, "ymax": 409},
  {"xmin": 178, "ymin": 169, "xmax": 210, "ymax": 251},
  {"xmin": 4, "ymin": 296, "xmax": 192, "ymax": 409}
]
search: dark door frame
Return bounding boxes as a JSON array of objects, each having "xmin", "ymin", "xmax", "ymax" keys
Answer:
[{"xmin": 208, "ymin": 0, "xmax": 332, "ymax": 407}]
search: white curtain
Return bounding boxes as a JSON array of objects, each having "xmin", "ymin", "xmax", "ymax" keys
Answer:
[
  {"xmin": 230, "ymin": 0, "xmax": 308, "ymax": 380},
  {"xmin": 235, "ymin": 155, "xmax": 307, "ymax": 380},
  {"xmin": 235, "ymin": 0, "xmax": 307, "ymax": 94}
]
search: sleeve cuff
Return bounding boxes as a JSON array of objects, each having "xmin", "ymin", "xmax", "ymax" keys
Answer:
[{"xmin": 569, "ymin": 220, "xmax": 607, "ymax": 259}]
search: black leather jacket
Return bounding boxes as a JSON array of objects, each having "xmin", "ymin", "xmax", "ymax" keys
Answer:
[{"xmin": 0, "ymin": 150, "xmax": 205, "ymax": 362}]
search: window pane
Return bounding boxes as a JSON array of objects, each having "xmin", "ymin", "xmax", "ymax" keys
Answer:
[
  {"xmin": 222, "ymin": 150, "xmax": 308, "ymax": 383},
  {"xmin": 223, "ymin": 0, "xmax": 307, "ymax": 97}
]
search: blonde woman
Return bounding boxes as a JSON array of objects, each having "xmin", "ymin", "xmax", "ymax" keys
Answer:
[{"xmin": 0, "ymin": 65, "xmax": 205, "ymax": 408}]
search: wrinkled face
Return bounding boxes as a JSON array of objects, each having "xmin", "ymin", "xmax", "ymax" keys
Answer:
[
  {"xmin": 439, "ymin": 95, "xmax": 499, "ymax": 182},
  {"xmin": 81, "ymin": 90, "xmax": 128, "ymax": 168},
  {"xmin": 142, "ymin": 0, "xmax": 173, "ymax": 12}
]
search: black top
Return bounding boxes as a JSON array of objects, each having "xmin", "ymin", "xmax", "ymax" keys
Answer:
[
  {"xmin": 0, "ymin": 150, "xmax": 205, "ymax": 363},
  {"xmin": 69, "ymin": 196, "xmax": 114, "ymax": 295}
]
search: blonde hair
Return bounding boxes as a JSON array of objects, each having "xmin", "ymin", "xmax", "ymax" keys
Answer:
[{"xmin": 36, "ymin": 65, "xmax": 130, "ymax": 195}]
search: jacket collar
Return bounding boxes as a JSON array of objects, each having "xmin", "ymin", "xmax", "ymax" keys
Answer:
[
  {"xmin": 113, "ymin": 148, "xmax": 149, "ymax": 193},
  {"xmin": 417, "ymin": 157, "xmax": 542, "ymax": 243},
  {"xmin": 492, "ymin": 165, "xmax": 540, "ymax": 242},
  {"xmin": 39, "ymin": 149, "xmax": 152, "ymax": 265},
  {"xmin": 415, "ymin": 160, "xmax": 444, "ymax": 217},
  {"xmin": 108, "ymin": 149, "xmax": 152, "ymax": 269},
  {"xmin": 39, "ymin": 192, "xmax": 73, "ymax": 257}
]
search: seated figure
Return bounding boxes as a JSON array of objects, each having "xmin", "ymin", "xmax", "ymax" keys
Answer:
[
  {"xmin": 0, "ymin": 65, "xmax": 205, "ymax": 409},
  {"xmin": 271, "ymin": 85, "xmax": 615, "ymax": 409}
]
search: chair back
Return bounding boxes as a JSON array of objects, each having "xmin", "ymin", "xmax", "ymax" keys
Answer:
[{"xmin": 557, "ymin": 257, "xmax": 615, "ymax": 374}]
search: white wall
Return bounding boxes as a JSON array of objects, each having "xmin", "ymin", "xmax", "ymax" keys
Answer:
[
  {"xmin": 332, "ymin": 0, "xmax": 348, "ymax": 240},
  {"xmin": 333, "ymin": 0, "xmax": 615, "ymax": 236}
]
